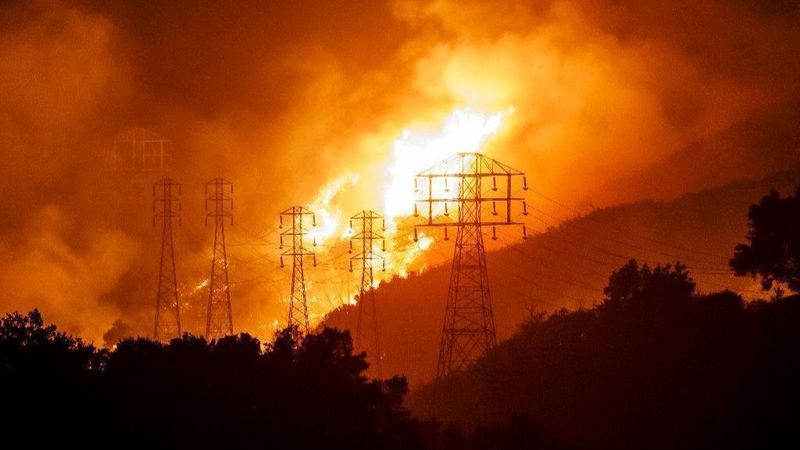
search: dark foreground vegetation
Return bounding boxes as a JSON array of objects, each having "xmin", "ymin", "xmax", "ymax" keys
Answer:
[
  {"xmin": 1, "ymin": 188, "xmax": 799, "ymax": 449},
  {"xmin": 4, "ymin": 283, "xmax": 797, "ymax": 450},
  {"xmin": 411, "ymin": 263, "xmax": 800, "ymax": 450},
  {"xmin": 413, "ymin": 187, "xmax": 800, "ymax": 450},
  {"xmin": 0, "ymin": 316, "xmax": 417, "ymax": 449},
  {"xmin": 5, "ymin": 276, "xmax": 797, "ymax": 450}
]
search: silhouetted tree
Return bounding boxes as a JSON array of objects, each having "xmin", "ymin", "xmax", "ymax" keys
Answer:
[
  {"xmin": 601, "ymin": 259, "xmax": 695, "ymax": 312},
  {"xmin": 412, "ymin": 258, "xmax": 799, "ymax": 450},
  {"xmin": 730, "ymin": 186, "xmax": 800, "ymax": 292},
  {"xmin": 0, "ymin": 311, "xmax": 421, "ymax": 450},
  {"xmin": 101, "ymin": 319, "xmax": 134, "ymax": 348},
  {"xmin": 603, "ymin": 259, "xmax": 646, "ymax": 305},
  {"xmin": 0, "ymin": 310, "xmax": 98, "ymax": 448}
]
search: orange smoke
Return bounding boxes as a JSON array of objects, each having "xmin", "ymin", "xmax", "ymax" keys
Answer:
[{"xmin": 0, "ymin": 0, "xmax": 799, "ymax": 343}]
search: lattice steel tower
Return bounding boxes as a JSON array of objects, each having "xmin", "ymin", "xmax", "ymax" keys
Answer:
[
  {"xmin": 114, "ymin": 128, "xmax": 171, "ymax": 173},
  {"xmin": 153, "ymin": 178, "xmax": 182, "ymax": 341},
  {"xmin": 280, "ymin": 207, "xmax": 317, "ymax": 333},
  {"xmin": 205, "ymin": 177, "xmax": 234, "ymax": 341},
  {"xmin": 414, "ymin": 153, "xmax": 528, "ymax": 377},
  {"xmin": 349, "ymin": 210, "xmax": 386, "ymax": 377}
]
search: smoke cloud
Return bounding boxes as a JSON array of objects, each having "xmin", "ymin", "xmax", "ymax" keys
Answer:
[{"xmin": 1, "ymin": 0, "xmax": 798, "ymax": 342}]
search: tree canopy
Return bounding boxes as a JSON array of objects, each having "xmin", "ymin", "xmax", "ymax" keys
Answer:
[
  {"xmin": 730, "ymin": 186, "xmax": 800, "ymax": 292},
  {"xmin": 411, "ymin": 260, "xmax": 800, "ymax": 450},
  {"xmin": 0, "ymin": 311, "xmax": 418, "ymax": 450}
]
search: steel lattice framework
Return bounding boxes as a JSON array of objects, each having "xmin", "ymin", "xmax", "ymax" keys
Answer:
[
  {"xmin": 414, "ymin": 152, "xmax": 528, "ymax": 377},
  {"xmin": 205, "ymin": 177, "xmax": 234, "ymax": 341},
  {"xmin": 114, "ymin": 128, "xmax": 171, "ymax": 173},
  {"xmin": 153, "ymin": 178, "xmax": 182, "ymax": 341},
  {"xmin": 280, "ymin": 206, "xmax": 317, "ymax": 334},
  {"xmin": 349, "ymin": 210, "xmax": 386, "ymax": 377}
]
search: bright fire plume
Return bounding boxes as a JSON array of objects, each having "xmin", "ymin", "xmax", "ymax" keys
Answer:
[
  {"xmin": 294, "ymin": 107, "xmax": 511, "ymax": 318},
  {"xmin": 383, "ymin": 108, "xmax": 512, "ymax": 226}
]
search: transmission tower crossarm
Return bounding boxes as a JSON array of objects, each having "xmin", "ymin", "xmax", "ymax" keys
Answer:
[
  {"xmin": 416, "ymin": 196, "xmax": 527, "ymax": 202},
  {"xmin": 416, "ymin": 152, "xmax": 527, "ymax": 177},
  {"xmin": 413, "ymin": 152, "xmax": 530, "ymax": 377},
  {"xmin": 415, "ymin": 221, "xmax": 526, "ymax": 227}
]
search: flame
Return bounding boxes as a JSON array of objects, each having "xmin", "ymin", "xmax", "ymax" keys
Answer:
[
  {"xmin": 307, "ymin": 173, "xmax": 360, "ymax": 246},
  {"xmin": 196, "ymin": 278, "xmax": 209, "ymax": 290},
  {"xmin": 383, "ymin": 107, "xmax": 511, "ymax": 226},
  {"xmin": 379, "ymin": 107, "xmax": 512, "ymax": 279},
  {"xmin": 294, "ymin": 106, "xmax": 510, "ymax": 320},
  {"xmin": 417, "ymin": 235, "xmax": 433, "ymax": 250}
]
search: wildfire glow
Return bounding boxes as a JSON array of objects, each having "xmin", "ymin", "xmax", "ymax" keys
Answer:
[
  {"xmin": 383, "ymin": 108, "xmax": 512, "ymax": 226},
  {"xmin": 297, "ymin": 107, "xmax": 511, "ymax": 317},
  {"xmin": 377, "ymin": 107, "xmax": 512, "ymax": 280},
  {"xmin": 307, "ymin": 174, "xmax": 360, "ymax": 246},
  {"xmin": 417, "ymin": 235, "xmax": 433, "ymax": 250}
]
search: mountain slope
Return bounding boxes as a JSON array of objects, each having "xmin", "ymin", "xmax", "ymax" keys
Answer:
[
  {"xmin": 323, "ymin": 165, "xmax": 800, "ymax": 385},
  {"xmin": 408, "ymin": 291, "xmax": 800, "ymax": 450}
]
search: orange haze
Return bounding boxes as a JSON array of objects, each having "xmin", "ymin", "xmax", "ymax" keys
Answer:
[{"xmin": 1, "ymin": 0, "xmax": 799, "ymax": 343}]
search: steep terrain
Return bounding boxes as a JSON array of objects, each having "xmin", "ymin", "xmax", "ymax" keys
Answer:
[
  {"xmin": 409, "ymin": 290, "xmax": 800, "ymax": 450},
  {"xmin": 323, "ymin": 166, "xmax": 800, "ymax": 385}
]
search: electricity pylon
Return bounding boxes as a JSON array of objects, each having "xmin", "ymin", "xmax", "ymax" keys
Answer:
[
  {"xmin": 414, "ymin": 152, "xmax": 528, "ymax": 377},
  {"xmin": 280, "ymin": 207, "xmax": 317, "ymax": 334},
  {"xmin": 205, "ymin": 177, "xmax": 234, "ymax": 341},
  {"xmin": 114, "ymin": 128, "xmax": 170, "ymax": 173},
  {"xmin": 153, "ymin": 178, "xmax": 182, "ymax": 341},
  {"xmin": 349, "ymin": 210, "xmax": 386, "ymax": 377}
]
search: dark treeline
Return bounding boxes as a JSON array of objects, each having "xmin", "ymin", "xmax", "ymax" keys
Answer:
[
  {"xmin": 7, "ymin": 271, "xmax": 796, "ymax": 450},
  {"xmin": 410, "ymin": 186, "xmax": 800, "ymax": 450},
  {"xmin": 2, "ymin": 307, "xmax": 564, "ymax": 450},
  {"xmin": 0, "ymin": 316, "xmax": 419, "ymax": 449},
  {"xmin": 2, "ymin": 188, "xmax": 799, "ymax": 449},
  {"xmin": 411, "ymin": 261, "xmax": 800, "ymax": 450},
  {"xmin": 5, "ymin": 274, "xmax": 796, "ymax": 450}
]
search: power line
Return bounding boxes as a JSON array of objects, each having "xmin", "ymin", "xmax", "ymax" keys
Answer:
[
  {"xmin": 499, "ymin": 220, "xmax": 764, "ymax": 297},
  {"xmin": 528, "ymin": 189, "xmax": 731, "ymax": 261},
  {"xmin": 526, "ymin": 208, "xmax": 729, "ymax": 272},
  {"xmin": 528, "ymin": 206, "xmax": 729, "ymax": 269}
]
